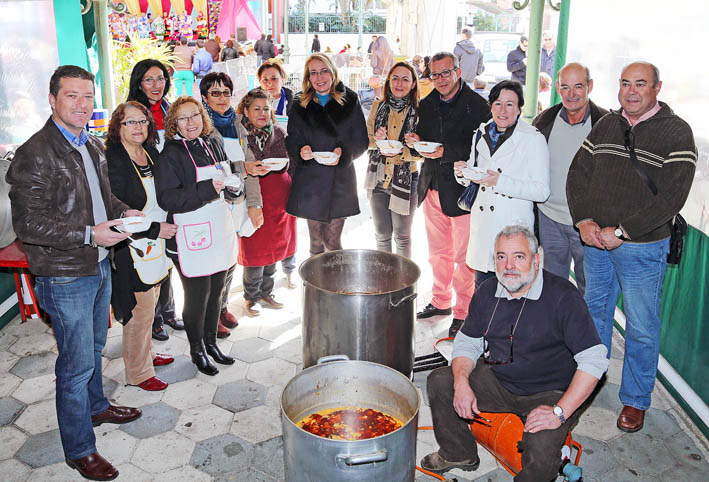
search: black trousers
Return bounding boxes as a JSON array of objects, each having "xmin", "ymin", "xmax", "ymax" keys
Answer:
[
  {"xmin": 307, "ymin": 218, "xmax": 346, "ymax": 255},
  {"xmin": 153, "ymin": 270, "xmax": 177, "ymax": 330},
  {"xmin": 427, "ymin": 362, "xmax": 579, "ymax": 482},
  {"xmin": 220, "ymin": 264, "xmax": 237, "ymax": 311},
  {"xmin": 176, "ymin": 269, "xmax": 228, "ymax": 347}
]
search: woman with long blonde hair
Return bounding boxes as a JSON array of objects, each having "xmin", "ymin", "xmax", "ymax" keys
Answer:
[{"xmin": 285, "ymin": 54, "xmax": 368, "ymax": 255}]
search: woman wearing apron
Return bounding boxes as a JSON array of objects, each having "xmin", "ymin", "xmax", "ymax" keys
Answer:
[
  {"xmin": 156, "ymin": 97, "xmax": 239, "ymax": 376},
  {"xmin": 106, "ymin": 101, "xmax": 178, "ymax": 391},
  {"xmin": 128, "ymin": 59, "xmax": 185, "ymax": 342},
  {"xmin": 234, "ymin": 89, "xmax": 297, "ymax": 316}
]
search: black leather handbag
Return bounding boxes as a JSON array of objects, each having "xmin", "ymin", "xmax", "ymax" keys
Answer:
[{"xmin": 457, "ymin": 131, "xmax": 483, "ymax": 211}]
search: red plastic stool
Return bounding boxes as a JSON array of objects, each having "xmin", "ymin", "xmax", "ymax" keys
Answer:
[{"xmin": 0, "ymin": 240, "xmax": 41, "ymax": 322}]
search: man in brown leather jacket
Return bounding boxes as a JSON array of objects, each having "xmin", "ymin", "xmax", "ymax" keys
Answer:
[{"xmin": 6, "ymin": 65, "xmax": 144, "ymax": 481}]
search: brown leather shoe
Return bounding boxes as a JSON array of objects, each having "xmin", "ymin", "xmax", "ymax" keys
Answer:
[
  {"xmin": 217, "ymin": 319, "xmax": 231, "ymax": 338},
  {"xmin": 66, "ymin": 452, "xmax": 118, "ymax": 481},
  {"xmin": 260, "ymin": 294, "xmax": 284, "ymax": 309},
  {"xmin": 220, "ymin": 308, "xmax": 239, "ymax": 328},
  {"xmin": 617, "ymin": 405, "xmax": 645, "ymax": 432},
  {"xmin": 245, "ymin": 299, "xmax": 261, "ymax": 317},
  {"xmin": 91, "ymin": 405, "xmax": 142, "ymax": 427}
]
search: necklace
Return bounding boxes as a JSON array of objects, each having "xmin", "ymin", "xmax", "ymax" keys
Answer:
[{"xmin": 483, "ymin": 295, "xmax": 528, "ymax": 338}]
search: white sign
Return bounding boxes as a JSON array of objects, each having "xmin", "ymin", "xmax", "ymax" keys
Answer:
[{"xmin": 319, "ymin": 22, "xmax": 325, "ymax": 32}]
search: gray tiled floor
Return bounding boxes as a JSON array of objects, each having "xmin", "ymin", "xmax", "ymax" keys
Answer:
[{"xmin": 1, "ymin": 161, "xmax": 708, "ymax": 481}]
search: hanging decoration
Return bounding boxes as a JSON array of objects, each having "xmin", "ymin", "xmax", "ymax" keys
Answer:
[
  {"xmin": 216, "ymin": 0, "xmax": 262, "ymax": 40},
  {"xmin": 208, "ymin": 0, "xmax": 224, "ymax": 34}
]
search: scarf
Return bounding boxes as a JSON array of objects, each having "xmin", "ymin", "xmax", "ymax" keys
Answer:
[
  {"xmin": 364, "ymin": 96, "xmax": 418, "ymax": 215},
  {"xmin": 204, "ymin": 101, "xmax": 238, "ymax": 139},
  {"xmin": 240, "ymin": 115, "xmax": 273, "ymax": 151}
]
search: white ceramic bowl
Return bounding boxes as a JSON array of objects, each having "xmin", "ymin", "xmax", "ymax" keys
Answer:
[
  {"xmin": 312, "ymin": 151, "xmax": 339, "ymax": 165},
  {"xmin": 262, "ymin": 157, "xmax": 288, "ymax": 171},
  {"xmin": 375, "ymin": 139, "xmax": 404, "ymax": 152},
  {"xmin": 460, "ymin": 166, "xmax": 488, "ymax": 181},
  {"xmin": 414, "ymin": 141, "xmax": 442, "ymax": 153},
  {"xmin": 120, "ymin": 216, "xmax": 151, "ymax": 233}
]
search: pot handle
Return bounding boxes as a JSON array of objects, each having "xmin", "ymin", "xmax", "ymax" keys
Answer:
[
  {"xmin": 316, "ymin": 354, "xmax": 350, "ymax": 365},
  {"xmin": 390, "ymin": 292, "xmax": 417, "ymax": 308},
  {"xmin": 337, "ymin": 449, "xmax": 388, "ymax": 466}
]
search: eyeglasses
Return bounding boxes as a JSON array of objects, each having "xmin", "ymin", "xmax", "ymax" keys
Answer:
[
  {"xmin": 208, "ymin": 89, "xmax": 232, "ymax": 98},
  {"xmin": 142, "ymin": 76, "xmax": 166, "ymax": 85},
  {"xmin": 176, "ymin": 112, "xmax": 202, "ymax": 124},
  {"xmin": 309, "ymin": 68, "xmax": 331, "ymax": 78},
  {"xmin": 121, "ymin": 119, "xmax": 149, "ymax": 127},
  {"xmin": 430, "ymin": 68, "xmax": 456, "ymax": 80},
  {"xmin": 482, "ymin": 297, "xmax": 527, "ymax": 365}
]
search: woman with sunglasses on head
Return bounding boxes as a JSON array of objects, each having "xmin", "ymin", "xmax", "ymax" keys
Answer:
[
  {"xmin": 127, "ymin": 59, "xmax": 184, "ymax": 342},
  {"xmin": 106, "ymin": 101, "xmax": 178, "ymax": 391},
  {"xmin": 234, "ymin": 89, "xmax": 296, "ymax": 316},
  {"xmin": 285, "ymin": 53, "xmax": 368, "ymax": 256},
  {"xmin": 155, "ymin": 97, "xmax": 242, "ymax": 376},
  {"xmin": 200, "ymin": 72, "xmax": 264, "ymax": 333},
  {"xmin": 365, "ymin": 61, "xmax": 422, "ymax": 258}
]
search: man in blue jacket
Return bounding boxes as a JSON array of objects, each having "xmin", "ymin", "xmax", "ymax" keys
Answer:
[{"xmin": 506, "ymin": 36, "xmax": 528, "ymax": 85}]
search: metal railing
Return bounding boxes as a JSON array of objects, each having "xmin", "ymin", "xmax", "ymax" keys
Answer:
[{"xmin": 288, "ymin": 14, "xmax": 386, "ymax": 34}]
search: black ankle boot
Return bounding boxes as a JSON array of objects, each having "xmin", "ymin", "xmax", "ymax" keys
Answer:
[
  {"xmin": 190, "ymin": 341, "xmax": 219, "ymax": 375},
  {"xmin": 204, "ymin": 334, "xmax": 236, "ymax": 365}
]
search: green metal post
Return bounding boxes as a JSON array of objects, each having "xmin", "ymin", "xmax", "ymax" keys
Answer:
[
  {"xmin": 522, "ymin": 0, "xmax": 544, "ymax": 123},
  {"xmin": 283, "ymin": 0, "xmax": 290, "ymax": 62},
  {"xmin": 549, "ymin": 0, "xmax": 570, "ymax": 106},
  {"xmin": 53, "ymin": 0, "xmax": 89, "ymax": 69},
  {"xmin": 93, "ymin": 0, "xmax": 115, "ymax": 112}
]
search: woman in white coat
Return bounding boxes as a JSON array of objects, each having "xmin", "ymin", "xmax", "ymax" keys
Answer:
[{"xmin": 455, "ymin": 80, "xmax": 550, "ymax": 291}]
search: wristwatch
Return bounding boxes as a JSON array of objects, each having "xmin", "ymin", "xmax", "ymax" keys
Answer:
[
  {"xmin": 614, "ymin": 226, "xmax": 624, "ymax": 239},
  {"xmin": 553, "ymin": 404, "xmax": 566, "ymax": 424}
]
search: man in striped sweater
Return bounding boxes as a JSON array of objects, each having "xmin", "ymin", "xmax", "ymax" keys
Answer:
[{"xmin": 567, "ymin": 62, "xmax": 697, "ymax": 433}]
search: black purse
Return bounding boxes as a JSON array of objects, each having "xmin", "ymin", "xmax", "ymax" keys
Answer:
[
  {"xmin": 625, "ymin": 127, "xmax": 686, "ymax": 264},
  {"xmin": 457, "ymin": 131, "xmax": 483, "ymax": 211}
]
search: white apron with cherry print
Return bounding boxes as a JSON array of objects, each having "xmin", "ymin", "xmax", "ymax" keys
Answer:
[
  {"xmin": 128, "ymin": 150, "xmax": 173, "ymax": 285},
  {"xmin": 173, "ymin": 139, "xmax": 237, "ymax": 278}
]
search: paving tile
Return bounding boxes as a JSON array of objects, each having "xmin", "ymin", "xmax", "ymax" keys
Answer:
[
  {"xmin": 102, "ymin": 357, "xmax": 126, "ymax": 383},
  {"xmin": 572, "ymin": 405, "xmax": 624, "ymax": 442},
  {"xmin": 225, "ymin": 321, "xmax": 261, "ymax": 341},
  {"xmin": 0, "ymin": 346, "xmax": 19, "ymax": 371},
  {"xmin": 0, "ymin": 458, "xmax": 32, "ymax": 482},
  {"xmin": 605, "ymin": 356, "xmax": 623, "ymax": 385},
  {"xmin": 664, "ymin": 430, "xmax": 708, "ymax": 470},
  {"xmin": 112, "ymin": 463, "xmax": 153, "ymax": 481},
  {"xmin": 11, "ymin": 374, "xmax": 56, "ymax": 404},
  {"xmin": 7, "ymin": 318, "xmax": 50, "ymax": 338},
  {"xmin": 162, "ymin": 378, "xmax": 218, "ymax": 410},
  {"xmin": 190, "ymin": 433, "xmax": 254, "ymax": 476},
  {"xmin": 26, "ymin": 461, "xmax": 77, "ymax": 482},
  {"xmin": 153, "ymin": 464, "xmax": 214, "ymax": 482},
  {"xmin": 101, "ymin": 334, "xmax": 123, "ymax": 359},
  {"xmin": 175, "ymin": 404, "xmax": 234, "ymax": 442},
  {"xmin": 95, "ymin": 427, "xmax": 139, "ymax": 465},
  {"xmin": 258, "ymin": 321, "xmax": 300, "ymax": 343},
  {"xmin": 102, "ymin": 377, "xmax": 119, "ymax": 399},
  {"xmin": 230, "ymin": 337, "xmax": 277, "ymax": 363},
  {"xmin": 570, "ymin": 435, "xmax": 617, "ymax": 480},
  {"xmin": 8, "ymin": 333, "xmax": 56, "ymax": 357},
  {"xmin": 0, "ymin": 425, "xmax": 28, "ymax": 460},
  {"xmin": 641, "ymin": 407, "xmax": 682, "ymax": 440},
  {"xmin": 658, "ymin": 459, "xmax": 709, "ymax": 482},
  {"xmin": 584, "ymin": 379, "xmax": 623, "ymax": 413},
  {"xmin": 154, "ymin": 355, "xmax": 198, "ymax": 384},
  {"xmin": 110, "ymin": 381, "xmax": 163, "ymax": 407},
  {"xmin": 0, "ymin": 396, "xmax": 25, "ymax": 426},
  {"xmin": 120, "ymin": 401, "xmax": 179, "ymax": 439},
  {"xmin": 15, "ymin": 428, "xmax": 64, "ymax": 468},
  {"xmin": 470, "ymin": 468, "xmax": 510, "ymax": 481},
  {"xmin": 246, "ymin": 357, "xmax": 296, "ymax": 387},
  {"xmin": 263, "ymin": 385, "xmax": 285, "ymax": 408},
  {"xmin": 14, "ymin": 399, "xmax": 58, "ymax": 434},
  {"xmin": 151, "ymin": 330, "xmax": 190, "ymax": 356},
  {"xmin": 0, "ymin": 372, "xmax": 22, "ymax": 398},
  {"xmin": 650, "ymin": 381, "xmax": 675, "ymax": 411},
  {"xmin": 0, "ymin": 329, "xmax": 17, "ymax": 351},
  {"xmin": 230, "ymin": 405, "xmax": 282, "ymax": 443},
  {"xmin": 131, "ymin": 431, "xmax": 195, "ymax": 474},
  {"xmin": 8, "ymin": 351, "xmax": 57, "ymax": 379},
  {"xmin": 251, "ymin": 436, "xmax": 285, "ymax": 480},
  {"xmin": 272, "ymin": 337, "xmax": 303, "ymax": 365},
  {"xmin": 213, "ymin": 379, "xmax": 268, "ymax": 413},
  {"xmin": 215, "ymin": 468, "xmax": 279, "ymax": 482},
  {"xmin": 608, "ymin": 432, "xmax": 676, "ymax": 477},
  {"xmin": 196, "ymin": 358, "xmax": 249, "ymax": 386}
]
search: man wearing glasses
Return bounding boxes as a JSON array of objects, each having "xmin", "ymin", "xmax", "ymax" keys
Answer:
[
  {"xmin": 567, "ymin": 62, "xmax": 697, "ymax": 433},
  {"xmin": 421, "ymin": 225, "xmax": 608, "ymax": 480},
  {"xmin": 407, "ymin": 51, "xmax": 491, "ymax": 338}
]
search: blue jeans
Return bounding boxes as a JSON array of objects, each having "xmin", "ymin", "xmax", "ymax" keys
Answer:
[
  {"xmin": 538, "ymin": 210, "xmax": 586, "ymax": 296},
  {"xmin": 583, "ymin": 238, "xmax": 669, "ymax": 410},
  {"xmin": 35, "ymin": 258, "xmax": 112, "ymax": 459}
]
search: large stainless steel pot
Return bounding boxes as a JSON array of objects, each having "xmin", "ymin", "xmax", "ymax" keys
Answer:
[
  {"xmin": 281, "ymin": 356, "xmax": 420, "ymax": 482},
  {"xmin": 299, "ymin": 249, "xmax": 420, "ymax": 376}
]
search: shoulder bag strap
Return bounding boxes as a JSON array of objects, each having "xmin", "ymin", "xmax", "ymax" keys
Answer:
[{"xmin": 625, "ymin": 126, "xmax": 657, "ymax": 195}]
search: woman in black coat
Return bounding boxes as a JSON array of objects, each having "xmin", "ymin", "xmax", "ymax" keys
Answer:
[{"xmin": 285, "ymin": 53, "xmax": 368, "ymax": 255}]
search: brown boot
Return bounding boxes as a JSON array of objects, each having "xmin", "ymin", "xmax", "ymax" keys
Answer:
[
  {"xmin": 220, "ymin": 308, "xmax": 239, "ymax": 328},
  {"xmin": 217, "ymin": 319, "xmax": 230, "ymax": 338},
  {"xmin": 245, "ymin": 299, "xmax": 261, "ymax": 317},
  {"xmin": 617, "ymin": 405, "xmax": 645, "ymax": 432}
]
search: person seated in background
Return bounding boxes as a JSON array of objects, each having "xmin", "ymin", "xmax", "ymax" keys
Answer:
[
  {"xmin": 421, "ymin": 225, "xmax": 608, "ymax": 481},
  {"xmin": 472, "ymin": 77, "xmax": 488, "ymax": 100}
]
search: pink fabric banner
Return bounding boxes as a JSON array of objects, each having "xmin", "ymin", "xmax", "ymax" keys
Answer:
[{"xmin": 216, "ymin": 0, "xmax": 262, "ymax": 40}]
